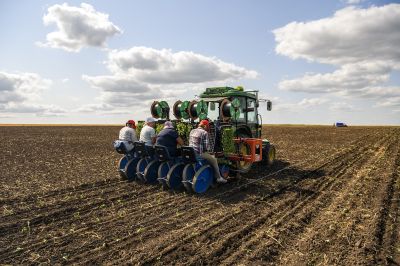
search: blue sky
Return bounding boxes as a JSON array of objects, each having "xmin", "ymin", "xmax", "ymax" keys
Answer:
[{"xmin": 0, "ymin": 0, "xmax": 399, "ymax": 124}]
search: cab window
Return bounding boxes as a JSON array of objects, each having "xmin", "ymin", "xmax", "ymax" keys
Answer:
[{"xmin": 247, "ymin": 98, "xmax": 257, "ymax": 123}]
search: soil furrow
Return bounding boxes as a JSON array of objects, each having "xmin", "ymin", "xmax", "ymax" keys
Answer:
[
  {"xmin": 239, "ymin": 132, "xmax": 397, "ymax": 265},
  {"xmin": 189, "ymin": 133, "xmax": 390, "ymax": 265},
  {"xmin": 137, "ymin": 132, "xmax": 384, "ymax": 265},
  {"xmin": 1, "ymin": 126, "xmax": 398, "ymax": 265}
]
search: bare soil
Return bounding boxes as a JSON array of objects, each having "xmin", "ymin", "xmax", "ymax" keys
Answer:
[{"xmin": 0, "ymin": 125, "xmax": 399, "ymax": 265}]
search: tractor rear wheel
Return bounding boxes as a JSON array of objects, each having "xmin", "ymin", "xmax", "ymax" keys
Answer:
[
  {"xmin": 235, "ymin": 133, "xmax": 253, "ymax": 173},
  {"xmin": 263, "ymin": 144, "xmax": 276, "ymax": 166}
]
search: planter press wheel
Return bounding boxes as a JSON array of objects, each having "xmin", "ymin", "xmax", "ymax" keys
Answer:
[
  {"xmin": 182, "ymin": 164, "xmax": 196, "ymax": 193},
  {"xmin": 124, "ymin": 157, "xmax": 140, "ymax": 181},
  {"xmin": 118, "ymin": 156, "xmax": 129, "ymax": 179},
  {"xmin": 192, "ymin": 165, "xmax": 214, "ymax": 194},
  {"xmin": 158, "ymin": 161, "xmax": 172, "ymax": 189},
  {"xmin": 167, "ymin": 163, "xmax": 185, "ymax": 190},
  {"xmin": 136, "ymin": 158, "xmax": 149, "ymax": 182},
  {"xmin": 144, "ymin": 160, "xmax": 161, "ymax": 184}
]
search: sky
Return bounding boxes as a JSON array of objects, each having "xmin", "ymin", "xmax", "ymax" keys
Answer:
[{"xmin": 0, "ymin": 0, "xmax": 399, "ymax": 125}]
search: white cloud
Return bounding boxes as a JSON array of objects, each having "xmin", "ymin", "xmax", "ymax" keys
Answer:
[
  {"xmin": 274, "ymin": 97, "xmax": 328, "ymax": 111},
  {"xmin": 39, "ymin": 3, "xmax": 121, "ymax": 52},
  {"xmin": 82, "ymin": 74, "xmax": 152, "ymax": 93},
  {"xmin": 273, "ymin": 4, "xmax": 400, "ymax": 108},
  {"xmin": 274, "ymin": 5, "xmax": 400, "ymax": 66},
  {"xmin": 344, "ymin": 0, "xmax": 364, "ymax": 5},
  {"xmin": 75, "ymin": 103, "xmax": 113, "ymax": 113},
  {"xmin": 81, "ymin": 47, "xmax": 258, "ymax": 112},
  {"xmin": 1, "ymin": 102, "xmax": 66, "ymax": 114},
  {"xmin": 0, "ymin": 71, "xmax": 51, "ymax": 103},
  {"xmin": 107, "ymin": 47, "xmax": 258, "ymax": 84},
  {"xmin": 329, "ymin": 102, "xmax": 357, "ymax": 112},
  {"xmin": 375, "ymin": 97, "xmax": 400, "ymax": 108},
  {"xmin": 0, "ymin": 71, "xmax": 65, "ymax": 116},
  {"xmin": 279, "ymin": 62, "xmax": 391, "ymax": 93},
  {"xmin": 298, "ymin": 98, "xmax": 328, "ymax": 107}
]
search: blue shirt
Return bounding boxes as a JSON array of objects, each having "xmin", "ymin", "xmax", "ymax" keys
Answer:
[{"xmin": 156, "ymin": 128, "xmax": 179, "ymax": 157}]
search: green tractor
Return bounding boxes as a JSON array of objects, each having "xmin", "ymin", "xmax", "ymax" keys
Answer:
[
  {"xmin": 198, "ymin": 86, "xmax": 275, "ymax": 172},
  {"xmin": 150, "ymin": 86, "xmax": 276, "ymax": 173}
]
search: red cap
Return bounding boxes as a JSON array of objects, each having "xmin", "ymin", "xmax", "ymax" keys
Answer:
[
  {"xmin": 126, "ymin": 120, "xmax": 136, "ymax": 128},
  {"xmin": 199, "ymin": 120, "xmax": 209, "ymax": 126}
]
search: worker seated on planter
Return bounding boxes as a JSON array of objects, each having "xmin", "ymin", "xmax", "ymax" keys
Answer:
[
  {"xmin": 117, "ymin": 119, "xmax": 138, "ymax": 153},
  {"xmin": 140, "ymin": 117, "xmax": 157, "ymax": 156},
  {"xmin": 189, "ymin": 120, "xmax": 228, "ymax": 184},
  {"xmin": 156, "ymin": 121, "xmax": 184, "ymax": 157}
]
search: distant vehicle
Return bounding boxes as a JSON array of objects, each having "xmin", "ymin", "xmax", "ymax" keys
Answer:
[{"xmin": 334, "ymin": 122, "xmax": 348, "ymax": 127}]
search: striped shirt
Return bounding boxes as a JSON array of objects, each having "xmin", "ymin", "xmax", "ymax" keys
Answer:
[{"xmin": 189, "ymin": 127, "xmax": 210, "ymax": 155}]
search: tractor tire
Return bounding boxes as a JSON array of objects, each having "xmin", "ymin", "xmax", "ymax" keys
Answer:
[
  {"xmin": 264, "ymin": 144, "xmax": 276, "ymax": 166},
  {"xmin": 234, "ymin": 133, "xmax": 253, "ymax": 173}
]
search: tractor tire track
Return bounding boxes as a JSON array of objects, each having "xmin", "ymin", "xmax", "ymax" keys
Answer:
[
  {"xmin": 373, "ymin": 139, "xmax": 400, "ymax": 265},
  {"xmin": 132, "ymin": 132, "xmax": 387, "ymax": 265},
  {"xmin": 190, "ymin": 134, "xmax": 390, "ymax": 265},
  {"xmin": 232, "ymin": 132, "xmax": 398, "ymax": 265},
  {"xmin": 119, "ymin": 132, "xmax": 377, "ymax": 264}
]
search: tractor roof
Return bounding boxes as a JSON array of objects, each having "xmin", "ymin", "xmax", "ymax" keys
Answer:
[{"xmin": 199, "ymin": 86, "xmax": 257, "ymax": 99}]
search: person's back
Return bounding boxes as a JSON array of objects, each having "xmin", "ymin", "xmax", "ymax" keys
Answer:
[
  {"xmin": 156, "ymin": 127, "xmax": 179, "ymax": 157},
  {"xmin": 140, "ymin": 125, "xmax": 156, "ymax": 145},
  {"xmin": 189, "ymin": 127, "xmax": 209, "ymax": 155},
  {"xmin": 119, "ymin": 126, "xmax": 137, "ymax": 142},
  {"xmin": 189, "ymin": 120, "xmax": 227, "ymax": 183},
  {"xmin": 116, "ymin": 120, "xmax": 137, "ymax": 153}
]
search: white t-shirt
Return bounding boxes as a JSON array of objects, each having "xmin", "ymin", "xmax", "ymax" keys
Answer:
[
  {"xmin": 119, "ymin": 126, "xmax": 138, "ymax": 143},
  {"xmin": 140, "ymin": 125, "xmax": 156, "ymax": 145}
]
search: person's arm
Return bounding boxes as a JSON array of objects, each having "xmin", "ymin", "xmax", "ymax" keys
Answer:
[
  {"xmin": 131, "ymin": 129, "xmax": 138, "ymax": 142},
  {"xmin": 203, "ymin": 132, "xmax": 210, "ymax": 153},
  {"xmin": 206, "ymin": 132, "xmax": 211, "ymax": 152},
  {"xmin": 172, "ymin": 130, "xmax": 183, "ymax": 146},
  {"xmin": 176, "ymin": 136, "xmax": 184, "ymax": 146},
  {"xmin": 150, "ymin": 128, "xmax": 156, "ymax": 144}
]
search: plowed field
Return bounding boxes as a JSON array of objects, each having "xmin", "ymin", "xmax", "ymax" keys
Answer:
[{"xmin": 1, "ymin": 125, "xmax": 399, "ymax": 265}]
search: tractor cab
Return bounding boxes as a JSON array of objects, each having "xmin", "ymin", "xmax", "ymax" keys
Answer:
[{"xmin": 199, "ymin": 86, "xmax": 272, "ymax": 139}]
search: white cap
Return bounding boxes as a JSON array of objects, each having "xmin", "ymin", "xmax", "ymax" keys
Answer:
[{"xmin": 146, "ymin": 117, "xmax": 157, "ymax": 123}]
